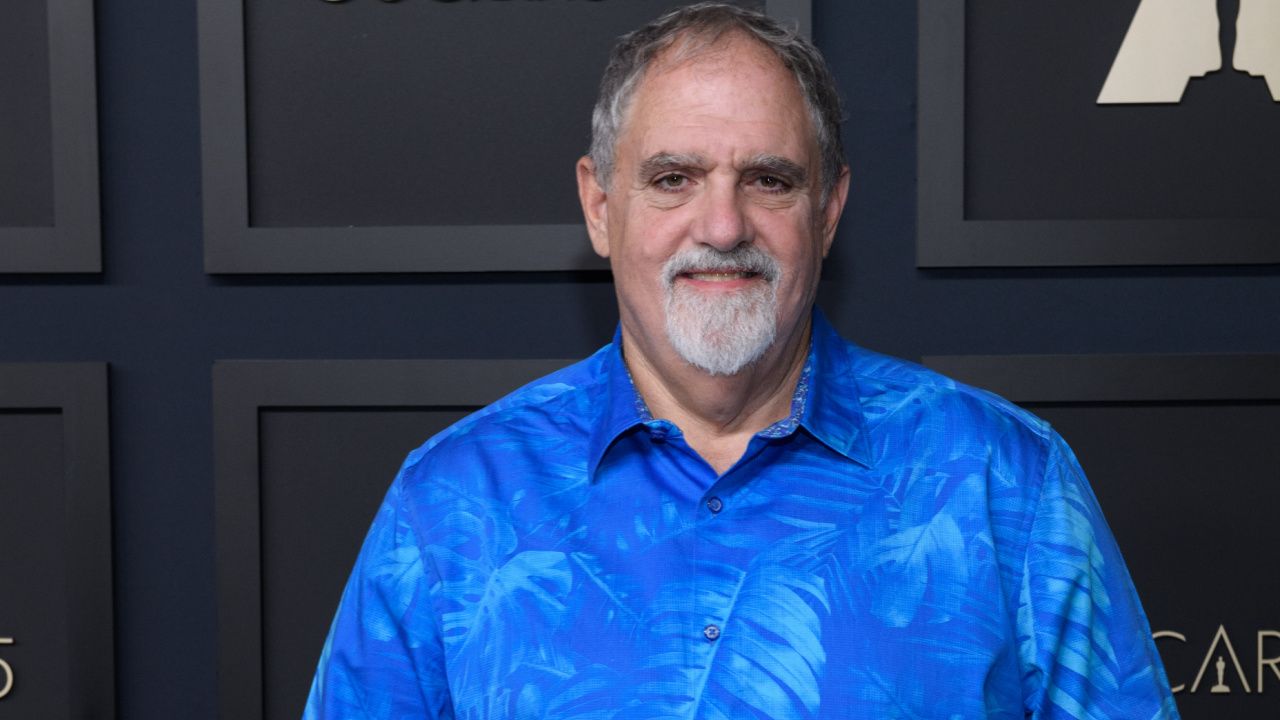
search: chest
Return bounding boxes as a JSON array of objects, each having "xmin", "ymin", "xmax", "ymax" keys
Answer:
[{"xmin": 427, "ymin": 441, "xmax": 1027, "ymax": 719}]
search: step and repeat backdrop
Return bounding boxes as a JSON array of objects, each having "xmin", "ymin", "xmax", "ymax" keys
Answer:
[{"xmin": 1, "ymin": 0, "xmax": 1275, "ymax": 718}]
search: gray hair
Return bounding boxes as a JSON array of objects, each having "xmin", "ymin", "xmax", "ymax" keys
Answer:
[{"xmin": 588, "ymin": 2, "xmax": 845, "ymax": 200}]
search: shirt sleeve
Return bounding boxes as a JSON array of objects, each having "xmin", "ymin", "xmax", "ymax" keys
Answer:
[
  {"xmin": 303, "ymin": 473, "xmax": 452, "ymax": 720},
  {"xmin": 1017, "ymin": 433, "xmax": 1181, "ymax": 720}
]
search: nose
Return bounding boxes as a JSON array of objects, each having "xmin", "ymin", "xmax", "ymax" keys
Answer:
[{"xmin": 693, "ymin": 179, "xmax": 753, "ymax": 251}]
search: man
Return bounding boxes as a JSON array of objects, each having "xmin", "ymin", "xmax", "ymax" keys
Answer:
[{"xmin": 304, "ymin": 4, "xmax": 1179, "ymax": 718}]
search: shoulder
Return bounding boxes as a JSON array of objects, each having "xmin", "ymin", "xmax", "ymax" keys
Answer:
[
  {"xmin": 394, "ymin": 347, "xmax": 610, "ymax": 490},
  {"xmin": 838, "ymin": 343, "xmax": 1083, "ymax": 598},
  {"xmin": 846, "ymin": 343, "xmax": 1056, "ymax": 472}
]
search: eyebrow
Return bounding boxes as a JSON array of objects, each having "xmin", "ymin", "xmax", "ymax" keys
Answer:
[
  {"xmin": 636, "ymin": 153, "xmax": 705, "ymax": 180},
  {"xmin": 741, "ymin": 154, "xmax": 809, "ymax": 186}
]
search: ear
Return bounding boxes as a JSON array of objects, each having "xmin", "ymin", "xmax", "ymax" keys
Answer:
[
  {"xmin": 577, "ymin": 156, "xmax": 611, "ymax": 258},
  {"xmin": 819, "ymin": 165, "xmax": 851, "ymax": 258}
]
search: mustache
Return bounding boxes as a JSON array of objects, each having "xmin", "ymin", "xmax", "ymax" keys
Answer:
[{"xmin": 661, "ymin": 245, "xmax": 781, "ymax": 286}]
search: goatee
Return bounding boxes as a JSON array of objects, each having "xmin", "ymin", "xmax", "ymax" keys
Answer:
[{"xmin": 662, "ymin": 245, "xmax": 781, "ymax": 376}]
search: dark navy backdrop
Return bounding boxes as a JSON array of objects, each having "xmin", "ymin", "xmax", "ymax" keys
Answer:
[{"xmin": 0, "ymin": 1, "xmax": 1277, "ymax": 718}]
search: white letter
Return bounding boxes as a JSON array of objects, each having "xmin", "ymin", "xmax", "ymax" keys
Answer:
[
  {"xmin": 1191, "ymin": 624, "xmax": 1252, "ymax": 694},
  {"xmin": 1098, "ymin": 0, "xmax": 1222, "ymax": 104},
  {"xmin": 1154, "ymin": 630, "xmax": 1187, "ymax": 693},
  {"xmin": 0, "ymin": 637, "xmax": 13, "ymax": 700},
  {"xmin": 1259, "ymin": 630, "xmax": 1280, "ymax": 693}
]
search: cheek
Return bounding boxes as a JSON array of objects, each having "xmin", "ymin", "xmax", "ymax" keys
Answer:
[
  {"xmin": 772, "ymin": 238, "xmax": 825, "ymax": 305},
  {"xmin": 617, "ymin": 224, "xmax": 683, "ymax": 273},
  {"xmin": 615, "ymin": 242, "xmax": 666, "ymax": 285},
  {"xmin": 612, "ymin": 252, "xmax": 667, "ymax": 309}
]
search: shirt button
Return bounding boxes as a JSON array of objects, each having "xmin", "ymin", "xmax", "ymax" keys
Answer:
[
  {"xmin": 703, "ymin": 624, "xmax": 721, "ymax": 641},
  {"xmin": 706, "ymin": 496, "xmax": 723, "ymax": 514}
]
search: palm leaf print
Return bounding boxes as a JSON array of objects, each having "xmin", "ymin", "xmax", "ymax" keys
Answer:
[
  {"xmin": 447, "ymin": 549, "xmax": 575, "ymax": 719},
  {"xmin": 628, "ymin": 542, "xmax": 830, "ymax": 719},
  {"xmin": 868, "ymin": 510, "xmax": 968, "ymax": 628}
]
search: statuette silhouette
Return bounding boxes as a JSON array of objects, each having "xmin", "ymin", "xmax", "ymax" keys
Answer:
[
  {"xmin": 1098, "ymin": 0, "xmax": 1280, "ymax": 103},
  {"xmin": 1211, "ymin": 655, "xmax": 1232, "ymax": 693}
]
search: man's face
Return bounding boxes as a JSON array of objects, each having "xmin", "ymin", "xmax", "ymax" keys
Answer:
[{"xmin": 579, "ymin": 33, "xmax": 847, "ymax": 376}]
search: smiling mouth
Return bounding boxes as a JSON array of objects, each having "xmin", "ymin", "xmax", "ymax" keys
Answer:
[{"xmin": 663, "ymin": 245, "xmax": 781, "ymax": 288}]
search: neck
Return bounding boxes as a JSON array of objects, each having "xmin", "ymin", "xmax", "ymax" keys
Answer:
[{"xmin": 622, "ymin": 314, "xmax": 812, "ymax": 473}]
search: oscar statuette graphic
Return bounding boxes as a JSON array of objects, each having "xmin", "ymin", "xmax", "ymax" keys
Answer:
[
  {"xmin": 1211, "ymin": 655, "xmax": 1232, "ymax": 694},
  {"xmin": 1099, "ymin": 0, "xmax": 1280, "ymax": 103}
]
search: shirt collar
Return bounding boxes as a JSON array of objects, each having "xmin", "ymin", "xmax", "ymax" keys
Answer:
[
  {"xmin": 585, "ymin": 309, "xmax": 874, "ymax": 479},
  {"xmin": 585, "ymin": 325, "xmax": 651, "ymax": 478},
  {"xmin": 800, "ymin": 308, "xmax": 874, "ymax": 468}
]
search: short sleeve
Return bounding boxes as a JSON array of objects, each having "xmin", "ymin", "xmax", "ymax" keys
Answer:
[
  {"xmin": 1017, "ymin": 434, "xmax": 1180, "ymax": 720},
  {"xmin": 303, "ymin": 473, "xmax": 452, "ymax": 720}
]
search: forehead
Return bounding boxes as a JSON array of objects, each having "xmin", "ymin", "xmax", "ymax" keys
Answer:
[{"xmin": 618, "ymin": 33, "xmax": 816, "ymax": 161}]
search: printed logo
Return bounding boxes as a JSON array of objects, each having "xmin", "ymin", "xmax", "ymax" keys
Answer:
[
  {"xmin": 1098, "ymin": 0, "xmax": 1280, "ymax": 103},
  {"xmin": 1154, "ymin": 626, "xmax": 1280, "ymax": 695}
]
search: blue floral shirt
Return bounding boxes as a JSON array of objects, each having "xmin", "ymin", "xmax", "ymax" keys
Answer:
[{"xmin": 303, "ymin": 312, "xmax": 1179, "ymax": 720}]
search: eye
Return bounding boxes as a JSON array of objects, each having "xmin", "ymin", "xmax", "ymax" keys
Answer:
[
  {"xmin": 653, "ymin": 173, "xmax": 689, "ymax": 192},
  {"xmin": 754, "ymin": 175, "xmax": 791, "ymax": 193}
]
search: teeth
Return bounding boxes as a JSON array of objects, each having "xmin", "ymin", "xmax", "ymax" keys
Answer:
[{"xmin": 686, "ymin": 271, "xmax": 750, "ymax": 281}]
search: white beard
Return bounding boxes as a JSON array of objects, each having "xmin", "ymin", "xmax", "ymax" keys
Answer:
[{"xmin": 662, "ymin": 245, "xmax": 780, "ymax": 376}]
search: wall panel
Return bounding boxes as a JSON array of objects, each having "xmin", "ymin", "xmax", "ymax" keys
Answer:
[
  {"xmin": 917, "ymin": 0, "xmax": 1280, "ymax": 267},
  {"xmin": 198, "ymin": 0, "xmax": 808, "ymax": 273},
  {"xmin": 0, "ymin": 363, "xmax": 113, "ymax": 718},
  {"xmin": 0, "ymin": 0, "xmax": 101, "ymax": 272}
]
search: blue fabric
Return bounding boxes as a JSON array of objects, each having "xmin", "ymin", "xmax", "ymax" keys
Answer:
[{"xmin": 303, "ymin": 312, "xmax": 1179, "ymax": 720}]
